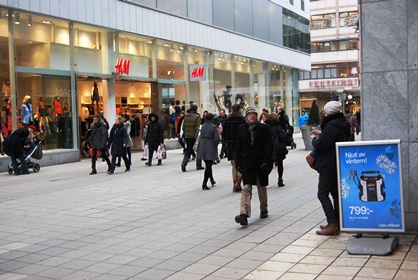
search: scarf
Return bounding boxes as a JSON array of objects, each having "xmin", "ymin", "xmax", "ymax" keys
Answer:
[{"xmin": 246, "ymin": 119, "xmax": 259, "ymax": 145}]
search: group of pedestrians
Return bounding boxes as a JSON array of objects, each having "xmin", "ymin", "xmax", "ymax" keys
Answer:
[{"xmin": 86, "ymin": 100, "xmax": 352, "ymax": 236}]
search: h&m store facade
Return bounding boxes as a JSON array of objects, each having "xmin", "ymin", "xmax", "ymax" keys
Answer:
[{"xmin": 0, "ymin": 0, "xmax": 310, "ymax": 168}]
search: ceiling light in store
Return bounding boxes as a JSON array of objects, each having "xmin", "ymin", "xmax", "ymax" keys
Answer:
[
  {"xmin": 42, "ymin": 20, "xmax": 51, "ymax": 24},
  {"xmin": 324, "ymin": 42, "xmax": 330, "ymax": 46},
  {"xmin": 14, "ymin": 13, "xmax": 20, "ymax": 24},
  {"xmin": 177, "ymin": 45, "xmax": 181, "ymax": 53},
  {"xmin": 179, "ymin": 45, "xmax": 184, "ymax": 50},
  {"xmin": 27, "ymin": 15, "xmax": 32, "ymax": 26},
  {"xmin": 163, "ymin": 43, "xmax": 169, "ymax": 47},
  {"xmin": 146, "ymin": 40, "xmax": 153, "ymax": 44}
]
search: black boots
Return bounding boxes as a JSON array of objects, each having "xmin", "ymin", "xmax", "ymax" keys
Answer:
[
  {"xmin": 157, "ymin": 159, "xmax": 162, "ymax": 166},
  {"xmin": 202, "ymin": 183, "xmax": 210, "ymax": 191},
  {"xmin": 278, "ymin": 178, "xmax": 285, "ymax": 187},
  {"xmin": 90, "ymin": 167, "xmax": 97, "ymax": 175}
]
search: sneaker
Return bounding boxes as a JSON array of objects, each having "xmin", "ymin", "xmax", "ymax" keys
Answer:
[
  {"xmin": 260, "ymin": 210, "xmax": 268, "ymax": 219},
  {"xmin": 235, "ymin": 214, "xmax": 248, "ymax": 226}
]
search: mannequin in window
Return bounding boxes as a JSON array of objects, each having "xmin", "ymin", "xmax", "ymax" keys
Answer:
[
  {"xmin": 53, "ymin": 96, "xmax": 63, "ymax": 134},
  {"xmin": 2, "ymin": 79, "xmax": 10, "ymax": 100},
  {"xmin": 92, "ymin": 82, "xmax": 100, "ymax": 114},
  {"xmin": 37, "ymin": 96, "xmax": 51, "ymax": 134},
  {"xmin": 20, "ymin": 95, "xmax": 33, "ymax": 129}
]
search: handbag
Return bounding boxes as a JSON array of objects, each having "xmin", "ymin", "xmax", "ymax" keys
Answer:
[
  {"xmin": 306, "ymin": 149, "xmax": 318, "ymax": 170},
  {"xmin": 89, "ymin": 148, "xmax": 100, "ymax": 158},
  {"xmin": 157, "ymin": 144, "xmax": 167, "ymax": 160}
]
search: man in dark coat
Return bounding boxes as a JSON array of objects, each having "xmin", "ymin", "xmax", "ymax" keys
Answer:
[
  {"xmin": 234, "ymin": 106, "xmax": 273, "ymax": 226},
  {"xmin": 223, "ymin": 104, "xmax": 245, "ymax": 192},
  {"xmin": 218, "ymin": 109, "xmax": 228, "ymax": 159},
  {"xmin": 180, "ymin": 104, "xmax": 202, "ymax": 172},
  {"xmin": 4, "ymin": 127, "xmax": 33, "ymax": 175},
  {"xmin": 144, "ymin": 112, "xmax": 164, "ymax": 166},
  {"xmin": 311, "ymin": 101, "xmax": 350, "ymax": 235},
  {"xmin": 89, "ymin": 114, "xmax": 111, "ymax": 175},
  {"xmin": 108, "ymin": 116, "xmax": 130, "ymax": 174}
]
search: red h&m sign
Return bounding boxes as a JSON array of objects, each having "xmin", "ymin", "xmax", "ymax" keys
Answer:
[
  {"xmin": 115, "ymin": 58, "xmax": 131, "ymax": 75},
  {"xmin": 189, "ymin": 64, "xmax": 206, "ymax": 81}
]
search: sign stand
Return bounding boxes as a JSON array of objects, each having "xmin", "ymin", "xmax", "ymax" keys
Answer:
[
  {"xmin": 336, "ymin": 140, "xmax": 404, "ymax": 256},
  {"xmin": 346, "ymin": 233, "xmax": 399, "ymax": 256}
]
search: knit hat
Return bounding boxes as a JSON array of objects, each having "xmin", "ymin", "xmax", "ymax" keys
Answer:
[
  {"xmin": 324, "ymin": 101, "xmax": 341, "ymax": 115},
  {"xmin": 245, "ymin": 106, "xmax": 257, "ymax": 117},
  {"xmin": 28, "ymin": 125, "xmax": 37, "ymax": 131}
]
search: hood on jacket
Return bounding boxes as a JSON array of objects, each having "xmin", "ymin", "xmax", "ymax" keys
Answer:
[
  {"xmin": 148, "ymin": 112, "xmax": 159, "ymax": 122},
  {"xmin": 264, "ymin": 119, "xmax": 280, "ymax": 126}
]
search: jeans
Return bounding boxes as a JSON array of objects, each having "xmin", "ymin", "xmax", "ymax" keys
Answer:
[
  {"xmin": 11, "ymin": 154, "xmax": 29, "ymax": 175},
  {"xmin": 317, "ymin": 173, "xmax": 339, "ymax": 224}
]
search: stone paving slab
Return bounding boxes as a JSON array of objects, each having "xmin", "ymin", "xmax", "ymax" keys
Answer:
[{"xmin": 0, "ymin": 133, "xmax": 416, "ymax": 279}]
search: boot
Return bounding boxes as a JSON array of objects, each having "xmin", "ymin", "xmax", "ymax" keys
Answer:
[
  {"xmin": 316, "ymin": 222, "xmax": 340, "ymax": 235},
  {"xmin": 202, "ymin": 183, "xmax": 210, "ymax": 190},
  {"xmin": 210, "ymin": 178, "xmax": 216, "ymax": 186},
  {"xmin": 90, "ymin": 167, "xmax": 97, "ymax": 175},
  {"xmin": 278, "ymin": 178, "xmax": 285, "ymax": 187},
  {"xmin": 157, "ymin": 159, "xmax": 162, "ymax": 166},
  {"xmin": 320, "ymin": 220, "xmax": 340, "ymax": 230}
]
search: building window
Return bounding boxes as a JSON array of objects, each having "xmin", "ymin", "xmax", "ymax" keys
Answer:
[
  {"xmin": 301, "ymin": 0, "xmax": 305, "ymax": 11},
  {"xmin": 289, "ymin": 0, "xmax": 294, "ymax": 4},
  {"xmin": 324, "ymin": 64, "xmax": 337, "ymax": 78},
  {"xmin": 339, "ymin": 11, "xmax": 358, "ymax": 27},
  {"xmin": 311, "ymin": 13, "xmax": 336, "ymax": 30}
]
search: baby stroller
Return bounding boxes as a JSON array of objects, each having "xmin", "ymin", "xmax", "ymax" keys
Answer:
[
  {"xmin": 285, "ymin": 124, "xmax": 297, "ymax": 150},
  {"xmin": 8, "ymin": 137, "xmax": 43, "ymax": 174},
  {"xmin": 81, "ymin": 129, "xmax": 92, "ymax": 158}
]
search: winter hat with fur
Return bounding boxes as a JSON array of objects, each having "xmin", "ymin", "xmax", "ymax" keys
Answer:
[{"xmin": 324, "ymin": 101, "xmax": 341, "ymax": 115}]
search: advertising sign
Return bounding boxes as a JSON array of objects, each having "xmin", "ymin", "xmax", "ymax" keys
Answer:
[
  {"xmin": 189, "ymin": 64, "xmax": 206, "ymax": 81},
  {"xmin": 336, "ymin": 140, "xmax": 404, "ymax": 233}
]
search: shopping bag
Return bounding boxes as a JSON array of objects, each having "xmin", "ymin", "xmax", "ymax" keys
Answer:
[
  {"xmin": 142, "ymin": 144, "xmax": 149, "ymax": 160},
  {"xmin": 157, "ymin": 144, "xmax": 167, "ymax": 160},
  {"xmin": 89, "ymin": 148, "xmax": 100, "ymax": 158}
]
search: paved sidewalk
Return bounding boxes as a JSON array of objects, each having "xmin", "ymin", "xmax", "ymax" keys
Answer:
[{"xmin": 0, "ymin": 133, "xmax": 416, "ymax": 280}]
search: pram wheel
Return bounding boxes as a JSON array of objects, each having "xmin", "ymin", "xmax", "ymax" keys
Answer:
[
  {"xmin": 291, "ymin": 142, "xmax": 297, "ymax": 149},
  {"xmin": 33, "ymin": 163, "xmax": 40, "ymax": 173},
  {"xmin": 8, "ymin": 168, "xmax": 13, "ymax": 174}
]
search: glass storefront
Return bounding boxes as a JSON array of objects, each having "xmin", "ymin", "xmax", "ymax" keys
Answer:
[{"xmin": 1, "ymin": 8, "xmax": 302, "ymax": 159}]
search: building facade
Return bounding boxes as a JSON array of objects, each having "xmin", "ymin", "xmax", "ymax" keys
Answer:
[
  {"xmin": 299, "ymin": 0, "xmax": 359, "ymax": 114},
  {"xmin": 0, "ymin": 0, "xmax": 310, "ymax": 168},
  {"xmin": 360, "ymin": 0, "xmax": 418, "ymax": 230}
]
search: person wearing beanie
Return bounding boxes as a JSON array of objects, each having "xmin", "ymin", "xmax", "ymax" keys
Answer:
[
  {"xmin": 180, "ymin": 104, "xmax": 202, "ymax": 172},
  {"xmin": 234, "ymin": 106, "xmax": 273, "ymax": 226},
  {"xmin": 310, "ymin": 101, "xmax": 351, "ymax": 235}
]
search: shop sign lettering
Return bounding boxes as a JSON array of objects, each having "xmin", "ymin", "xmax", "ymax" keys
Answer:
[
  {"xmin": 115, "ymin": 58, "xmax": 131, "ymax": 75},
  {"xmin": 189, "ymin": 64, "xmax": 206, "ymax": 81},
  {"xmin": 309, "ymin": 78, "xmax": 359, "ymax": 88}
]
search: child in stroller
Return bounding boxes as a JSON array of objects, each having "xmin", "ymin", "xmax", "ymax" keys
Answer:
[
  {"xmin": 284, "ymin": 124, "xmax": 297, "ymax": 150},
  {"xmin": 8, "ymin": 135, "xmax": 43, "ymax": 174}
]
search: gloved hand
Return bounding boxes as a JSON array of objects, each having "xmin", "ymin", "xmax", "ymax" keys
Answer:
[{"xmin": 260, "ymin": 163, "xmax": 268, "ymax": 172}]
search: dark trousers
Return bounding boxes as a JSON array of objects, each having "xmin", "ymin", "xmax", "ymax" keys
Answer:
[
  {"xmin": 317, "ymin": 173, "xmax": 339, "ymax": 224},
  {"xmin": 203, "ymin": 160, "xmax": 214, "ymax": 185},
  {"xmin": 92, "ymin": 148, "xmax": 110, "ymax": 169},
  {"xmin": 220, "ymin": 138, "xmax": 227, "ymax": 157},
  {"xmin": 148, "ymin": 144, "xmax": 159, "ymax": 164},
  {"xmin": 182, "ymin": 138, "xmax": 196, "ymax": 167},
  {"xmin": 117, "ymin": 147, "xmax": 131, "ymax": 165},
  {"xmin": 110, "ymin": 153, "xmax": 129, "ymax": 172},
  {"xmin": 277, "ymin": 159, "xmax": 284, "ymax": 179},
  {"xmin": 178, "ymin": 137, "xmax": 185, "ymax": 149},
  {"xmin": 11, "ymin": 154, "xmax": 29, "ymax": 175}
]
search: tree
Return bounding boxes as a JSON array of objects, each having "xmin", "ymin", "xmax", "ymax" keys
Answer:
[{"xmin": 308, "ymin": 99, "xmax": 320, "ymax": 126}]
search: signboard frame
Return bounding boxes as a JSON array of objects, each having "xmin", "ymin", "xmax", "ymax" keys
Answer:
[{"xmin": 336, "ymin": 139, "xmax": 404, "ymax": 233}]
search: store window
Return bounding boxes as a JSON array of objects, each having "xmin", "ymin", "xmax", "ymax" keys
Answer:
[
  {"xmin": 14, "ymin": 14, "xmax": 70, "ymax": 70},
  {"xmin": 17, "ymin": 74, "xmax": 73, "ymax": 150},
  {"xmin": 119, "ymin": 34, "xmax": 152, "ymax": 78},
  {"xmin": 74, "ymin": 23, "xmax": 103, "ymax": 73}
]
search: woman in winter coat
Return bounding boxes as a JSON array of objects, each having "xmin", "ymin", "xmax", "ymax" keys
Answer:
[
  {"xmin": 108, "ymin": 116, "xmax": 130, "ymax": 174},
  {"xmin": 197, "ymin": 113, "xmax": 220, "ymax": 190},
  {"xmin": 117, "ymin": 114, "xmax": 133, "ymax": 167},
  {"xmin": 144, "ymin": 112, "xmax": 164, "ymax": 166},
  {"xmin": 89, "ymin": 114, "xmax": 111, "ymax": 175},
  {"xmin": 264, "ymin": 113, "xmax": 288, "ymax": 187}
]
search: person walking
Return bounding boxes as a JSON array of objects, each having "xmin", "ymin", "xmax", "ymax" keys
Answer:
[
  {"xmin": 265, "ymin": 113, "xmax": 288, "ymax": 187},
  {"xmin": 108, "ymin": 116, "xmax": 131, "ymax": 174},
  {"xmin": 196, "ymin": 113, "xmax": 220, "ymax": 190},
  {"xmin": 223, "ymin": 104, "xmax": 245, "ymax": 192},
  {"xmin": 89, "ymin": 114, "xmax": 111, "ymax": 175},
  {"xmin": 234, "ymin": 106, "xmax": 273, "ymax": 226},
  {"xmin": 218, "ymin": 109, "xmax": 228, "ymax": 159},
  {"xmin": 311, "ymin": 101, "xmax": 350, "ymax": 235},
  {"xmin": 344, "ymin": 108, "xmax": 360, "ymax": 141},
  {"xmin": 180, "ymin": 104, "xmax": 202, "ymax": 172},
  {"xmin": 144, "ymin": 112, "xmax": 164, "ymax": 166},
  {"xmin": 116, "ymin": 114, "xmax": 133, "ymax": 167}
]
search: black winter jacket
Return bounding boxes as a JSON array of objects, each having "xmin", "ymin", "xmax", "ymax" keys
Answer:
[
  {"xmin": 264, "ymin": 119, "xmax": 288, "ymax": 161},
  {"xmin": 145, "ymin": 113, "xmax": 164, "ymax": 146},
  {"xmin": 312, "ymin": 112, "xmax": 351, "ymax": 175},
  {"xmin": 108, "ymin": 123, "xmax": 129, "ymax": 156},
  {"xmin": 235, "ymin": 122, "xmax": 273, "ymax": 186},
  {"xmin": 90, "ymin": 120, "xmax": 108, "ymax": 150},
  {"xmin": 223, "ymin": 112, "xmax": 245, "ymax": 161}
]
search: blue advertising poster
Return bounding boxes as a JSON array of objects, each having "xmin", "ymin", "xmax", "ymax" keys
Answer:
[{"xmin": 336, "ymin": 140, "xmax": 404, "ymax": 233}]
